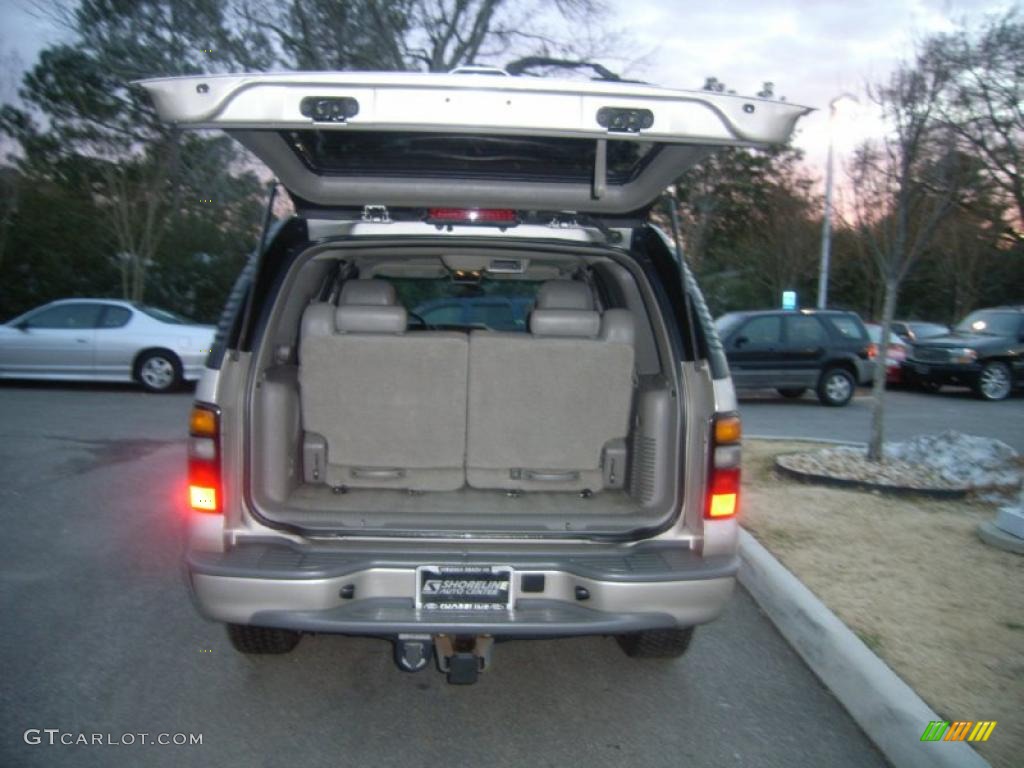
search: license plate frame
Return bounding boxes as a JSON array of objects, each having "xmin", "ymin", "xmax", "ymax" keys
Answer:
[{"xmin": 415, "ymin": 565, "xmax": 514, "ymax": 612}]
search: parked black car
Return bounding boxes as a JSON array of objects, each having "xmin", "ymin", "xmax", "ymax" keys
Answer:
[
  {"xmin": 903, "ymin": 306, "xmax": 1024, "ymax": 401},
  {"xmin": 715, "ymin": 309, "xmax": 875, "ymax": 406}
]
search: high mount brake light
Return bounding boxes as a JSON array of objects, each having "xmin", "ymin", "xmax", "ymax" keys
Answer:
[
  {"xmin": 706, "ymin": 413, "xmax": 741, "ymax": 520},
  {"xmin": 426, "ymin": 208, "xmax": 518, "ymax": 227},
  {"xmin": 188, "ymin": 403, "xmax": 221, "ymax": 513}
]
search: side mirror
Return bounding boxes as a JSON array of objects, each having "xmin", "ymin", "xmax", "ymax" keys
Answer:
[
  {"xmin": 14, "ymin": 320, "xmax": 30, "ymax": 332},
  {"xmin": 734, "ymin": 336, "xmax": 749, "ymax": 348}
]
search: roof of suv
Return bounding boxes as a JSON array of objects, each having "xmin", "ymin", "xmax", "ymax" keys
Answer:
[{"xmin": 719, "ymin": 309, "xmax": 861, "ymax": 319}]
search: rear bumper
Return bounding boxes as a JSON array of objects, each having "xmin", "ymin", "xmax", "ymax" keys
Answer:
[{"xmin": 185, "ymin": 542, "xmax": 738, "ymax": 637}]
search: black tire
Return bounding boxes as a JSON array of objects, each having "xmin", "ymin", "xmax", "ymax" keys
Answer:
[
  {"xmin": 817, "ymin": 367, "xmax": 855, "ymax": 407},
  {"xmin": 135, "ymin": 349, "xmax": 182, "ymax": 393},
  {"xmin": 973, "ymin": 361, "xmax": 1013, "ymax": 401},
  {"xmin": 227, "ymin": 624, "xmax": 302, "ymax": 654},
  {"xmin": 777, "ymin": 387, "xmax": 807, "ymax": 399},
  {"xmin": 616, "ymin": 627, "xmax": 695, "ymax": 658}
]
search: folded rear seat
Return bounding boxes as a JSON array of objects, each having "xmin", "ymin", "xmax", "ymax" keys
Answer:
[
  {"xmin": 466, "ymin": 280, "xmax": 635, "ymax": 492},
  {"xmin": 298, "ymin": 280, "xmax": 468, "ymax": 491}
]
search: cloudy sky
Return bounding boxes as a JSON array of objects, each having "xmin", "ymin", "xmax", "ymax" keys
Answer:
[
  {"xmin": 0, "ymin": 0, "xmax": 1017, "ymax": 179},
  {"xmin": 609, "ymin": 0, "xmax": 1016, "ymax": 170}
]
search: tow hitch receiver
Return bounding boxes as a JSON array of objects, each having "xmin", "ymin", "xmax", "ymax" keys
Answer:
[
  {"xmin": 435, "ymin": 634, "xmax": 494, "ymax": 685},
  {"xmin": 394, "ymin": 634, "xmax": 432, "ymax": 673}
]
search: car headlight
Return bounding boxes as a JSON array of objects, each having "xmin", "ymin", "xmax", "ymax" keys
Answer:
[{"xmin": 950, "ymin": 348, "xmax": 978, "ymax": 364}]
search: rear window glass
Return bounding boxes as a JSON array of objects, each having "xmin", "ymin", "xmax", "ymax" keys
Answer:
[
  {"xmin": 786, "ymin": 315, "xmax": 827, "ymax": 344},
  {"xmin": 738, "ymin": 316, "xmax": 782, "ymax": 345},
  {"xmin": 135, "ymin": 304, "xmax": 194, "ymax": 325},
  {"xmin": 826, "ymin": 314, "xmax": 866, "ymax": 340},
  {"xmin": 380, "ymin": 277, "xmax": 542, "ymax": 332},
  {"xmin": 284, "ymin": 130, "xmax": 658, "ymax": 184}
]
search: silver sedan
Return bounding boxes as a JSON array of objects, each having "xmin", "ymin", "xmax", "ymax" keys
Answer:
[{"xmin": 0, "ymin": 298, "xmax": 215, "ymax": 392}]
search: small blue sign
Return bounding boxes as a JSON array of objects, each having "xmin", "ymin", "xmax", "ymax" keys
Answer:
[{"xmin": 782, "ymin": 291, "xmax": 797, "ymax": 311}]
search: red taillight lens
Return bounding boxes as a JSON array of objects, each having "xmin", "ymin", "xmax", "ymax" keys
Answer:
[
  {"xmin": 426, "ymin": 208, "xmax": 518, "ymax": 226},
  {"xmin": 706, "ymin": 412, "xmax": 741, "ymax": 520},
  {"xmin": 188, "ymin": 404, "xmax": 221, "ymax": 514},
  {"xmin": 866, "ymin": 342, "xmax": 879, "ymax": 360}
]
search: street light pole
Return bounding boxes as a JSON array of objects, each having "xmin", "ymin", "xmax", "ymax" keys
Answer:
[
  {"xmin": 817, "ymin": 94, "xmax": 857, "ymax": 310},
  {"xmin": 817, "ymin": 128, "xmax": 835, "ymax": 309}
]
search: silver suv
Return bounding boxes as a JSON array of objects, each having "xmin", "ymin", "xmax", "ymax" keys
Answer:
[{"xmin": 144, "ymin": 70, "xmax": 807, "ymax": 683}]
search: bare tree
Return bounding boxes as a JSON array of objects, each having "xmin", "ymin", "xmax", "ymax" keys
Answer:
[
  {"xmin": 235, "ymin": 0, "xmax": 619, "ymax": 73},
  {"xmin": 929, "ymin": 11, "xmax": 1024, "ymax": 232},
  {"xmin": 850, "ymin": 55, "xmax": 966, "ymax": 461}
]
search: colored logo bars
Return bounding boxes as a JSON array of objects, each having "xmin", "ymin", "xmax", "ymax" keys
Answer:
[{"xmin": 920, "ymin": 721, "xmax": 997, "ymax": 742}]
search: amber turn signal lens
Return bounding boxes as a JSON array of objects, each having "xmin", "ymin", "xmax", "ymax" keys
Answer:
[
  {"xmin": 714, "ymin": 415, "xmax": 742, "ymax": 444},
  {"xmin": 190, "ymin": 407, "xmax": 218, "ymax": 437}
]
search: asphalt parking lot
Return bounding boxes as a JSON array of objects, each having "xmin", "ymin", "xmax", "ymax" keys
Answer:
[
  {"xmin": 740, "ymin": 386, "xmax": 1024, "ymax": 451},
  {"xmin": 0, "ymin": 383, "xmax": 898, "ymax": 767}
]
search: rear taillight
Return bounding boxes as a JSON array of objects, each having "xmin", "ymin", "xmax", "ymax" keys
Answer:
[
  {"xmin": 188, "ymin": 403, "xmax": 221, "ymax": 513},
  {"xmin": 425, "ymin": 208, "xmax": 518, "ymax": 227},
  {"xmin": 706, "ymin": 413, "xmax": 741, "ymax": 520},
  {"xmin": 866, "ymin": 342, "xmax": 879, "ymax": 360}
]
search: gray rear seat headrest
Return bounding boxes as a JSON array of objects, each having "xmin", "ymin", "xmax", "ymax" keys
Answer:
[
  {"xmin": 531, "ymin": 279, "xmax": 599, "ymax": 338},
  {"xmin": 535, "ymin": 280, "xmax": 594, "ymax": 311},
  {"xmin": 530, "ymin": 309, "xmax": 601, "ymax": 338},
  {"xmin": 339, "ymin": 279, "xmax": 398, "ymax": 307},
  {"xmin": 336, "ymin": 305, "xmax": 407, "ymax": 334},
  {"xmin": 335, "ymin": 278, "xmax": 406, "ymax": 334}
]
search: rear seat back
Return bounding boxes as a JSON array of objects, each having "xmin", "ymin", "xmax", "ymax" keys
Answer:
[
  {"xmin": 466, "ymin": 280, "xmax": 635, "ymax": 491},
  {"xmin": 299, "ymin": 280, "xmax": 468, "ymax": 491}
]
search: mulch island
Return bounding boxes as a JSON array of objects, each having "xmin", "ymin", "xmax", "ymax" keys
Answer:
[{"xmin": 774, "ymin": 430, "xmax": 1022, "ymax": 497}]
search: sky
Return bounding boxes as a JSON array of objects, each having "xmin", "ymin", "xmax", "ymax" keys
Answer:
[
  {"xmin": 0, "ymin": 0, "xmax": 1018, "ymax": 185},
  {"xmin": 608, "ymin": 0, "xmax": 1017, "ymax": 175}
]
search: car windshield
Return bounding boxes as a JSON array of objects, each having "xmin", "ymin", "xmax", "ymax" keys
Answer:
[
  {"xmin": 379, "ymin": 276, "xmax": 543, "ymax": 332},
  {"xmin": 908, "ymin": 322, "xmax": 948, "ymax": 339},
  {"xmin": 135, "ymin": 304, "xmax": 194, "ymax": 325},
  {"xmin": 954, "ymin": 311, "xmax": 1019, "ymax": 337},
  {"xmin": 865, "ymin": 326, "xmax": 902, "ymax": 345}
]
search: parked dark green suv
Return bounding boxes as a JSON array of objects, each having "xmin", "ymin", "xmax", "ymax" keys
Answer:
[
  {"xmin": 714, "ymin": 309, "xmax": 874, "ymax": 406},
  {"xmin": 903, "ymin": 306, "xmax": 1024, "ymax": 401}
]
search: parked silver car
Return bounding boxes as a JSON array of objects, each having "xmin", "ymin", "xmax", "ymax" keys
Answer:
[
  {"xmin": 0, "ymin": 298, "xmax": 214, "ymax": 391},
  {"xmin": 141, "ymin": 69, "xmax": 808, "ymax": 683}
]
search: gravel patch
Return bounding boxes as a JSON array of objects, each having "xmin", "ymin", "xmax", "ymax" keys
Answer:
[{"xmin": 776, "ymin": 430, "xmax": 1022, "ymax": 495}]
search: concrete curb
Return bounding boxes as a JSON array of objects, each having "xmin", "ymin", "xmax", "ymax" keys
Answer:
[
  {"xmin": 737, "ymin": 529, "xmax": 990, "ymax": 768},
  {"xmin": 746, "ymin": 434, "xmax": 866, "ymax": 447}
]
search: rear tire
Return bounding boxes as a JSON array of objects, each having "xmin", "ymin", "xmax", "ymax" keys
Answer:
[
  {"xmin": 777, "ymin": 387, "xmax": 807, "ymax": 399},
  {"xmin": 135, "ymin": 349, "xmax": 182, "ymax": 393},
  {"xmin": 616, "ymin": 627, "xmax": 695, "ymax": 658},
  {"xmin": 817, "ymin": 367, "xmax": 855, "ymax": 407},
  {"xmin": 227, "ymin": 624, "xmax": 301, "ymax": 654}
]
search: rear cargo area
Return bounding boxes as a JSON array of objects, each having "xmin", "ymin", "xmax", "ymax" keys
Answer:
[{"xmin": 244, "ymin": 240, "xmax": 687, "ymax": 535}]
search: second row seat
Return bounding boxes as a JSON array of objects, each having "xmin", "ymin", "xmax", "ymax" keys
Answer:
[{"xmin": 299, "ymin": 279, "xmax": 635, "ymax": 493}]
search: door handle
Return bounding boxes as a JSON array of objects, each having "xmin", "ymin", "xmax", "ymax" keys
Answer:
[{"xmin": 75, "ymin": 338, "xmax": 89, "ymax": 344}]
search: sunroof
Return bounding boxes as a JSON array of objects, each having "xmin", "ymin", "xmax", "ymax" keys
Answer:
[{"xmin": 282, "ymin": 130, "xmax": 659, "ymax": 185}]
